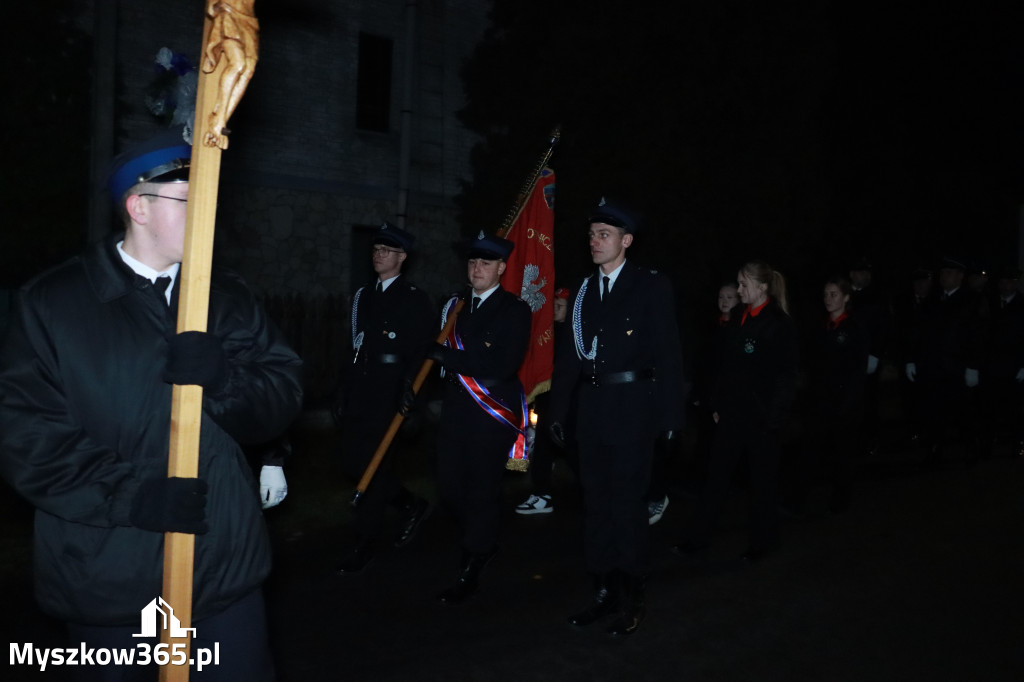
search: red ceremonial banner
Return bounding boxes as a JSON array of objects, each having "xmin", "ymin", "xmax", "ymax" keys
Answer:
[{"xmin": 501, "ymin": 167, "xmax": 556, "ymax": 403}]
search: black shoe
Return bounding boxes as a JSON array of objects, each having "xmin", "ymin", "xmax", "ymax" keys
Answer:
[
  {"xmin": 335, "ymin": 542, "xmax": 374, "ymax": 575},
  {"xmin": 606, "ymin": 574, "xmax": 646, "ymax": 637},
  {"xmin": 437, "ymin": 547, "xmax": 498, "ymax": 606},
  {"xmin": 606, "ymin": 607, "xmax": 646, "ymax": 637},
  {"xmin": 394, "ymin": 498, "xmax": 432, "ymax": 548},
  {"xmin": 568, "ymin": 574, "xmax": 619, "ymax": 627}
]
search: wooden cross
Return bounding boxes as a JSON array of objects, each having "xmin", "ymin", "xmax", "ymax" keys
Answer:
[{"xmin": 160, "ymin": 3, "xmax": 259, "ymax": 680}]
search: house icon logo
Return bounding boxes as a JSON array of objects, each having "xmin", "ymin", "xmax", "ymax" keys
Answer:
[{"xmin": 133, "ymin": 597, "xmax": 197, "ymax": 639}]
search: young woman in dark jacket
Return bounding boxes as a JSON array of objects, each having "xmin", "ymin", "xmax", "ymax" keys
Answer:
[
  {"xmin": 675, "ymin": 261, "xmax": 799, "ymax": 561},
  {"xmin": 786, "ymin": 275, "xmax": 868, "ymax": 515}
]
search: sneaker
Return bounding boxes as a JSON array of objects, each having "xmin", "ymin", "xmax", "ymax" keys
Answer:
[
  {"xmin": 516, "ymin": 494, "xmax": 553, "ymax": 515},
  {"xmin": 647, "ymin": 495, "xmax": 669, "ymax": 525}
]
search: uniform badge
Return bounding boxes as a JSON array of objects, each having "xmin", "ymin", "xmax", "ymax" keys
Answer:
[
  {"xmin": 388, "ymin": 331, "xmax": 397, "ymax": 339},
  {"xmin": 626, "ymin": 330, "xmax": 633, "ymax": 336},
  {"xmin": 743, "ymin": 339, "xmax": 756, "ymax": 353},
  {"xmin": 836, "ymin": 332, "xmax": 847, "ymax": 344}
]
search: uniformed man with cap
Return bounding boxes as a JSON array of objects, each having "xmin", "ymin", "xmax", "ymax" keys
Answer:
[
  {"xmin": 978, "ymin": 266, "xmax": 1024, "ymax": 457},
  {"xmin": 904, "ymin": 256, "xmax": 988, "ymax": 464},
  {"xmin": 548, "ymin": 197, "xmax": 688, "ymax": 637},
  {"xmin": 848, "ymin": 256, "xmax": 893, "ymax": 455},
  {"xmin": 335, "ymin": 222, "xmax": 436, "ymax": 574},
  {"xmin": 427, "ymin": 232, "xmax": 532, "ymax": 605},
  {"xmin": 0, "ymin": 128, "xmax": 303, "ymax": 680}
]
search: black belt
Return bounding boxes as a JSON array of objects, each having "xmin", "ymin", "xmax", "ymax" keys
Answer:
[
  {"xmin": 358, "ymin": 352, "xmax": 402, "ymax": 365},
  {"xmin": 588, "ymin": 368, "xmax": 656, "ymax": 387}
]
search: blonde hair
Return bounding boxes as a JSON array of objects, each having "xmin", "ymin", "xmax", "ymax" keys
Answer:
[{"xmin": 742, "ymin": 260, "xmax": 789, "ymax": 315}]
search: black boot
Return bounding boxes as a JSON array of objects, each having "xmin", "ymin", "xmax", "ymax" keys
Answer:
[
  {"xmin": 437, "ymin": 547, "xmax": 498, "ymax": 606},
  {"xmin": 567, "ymin": 572, "xmax": 619, "ymax": 627},
  {"xmin": 394, "ymin": 498, "xmax": 432, "ymax": 547},
  {"xmin": 606, "ymin": 574, "xmax": 646, "ymax": 637}
]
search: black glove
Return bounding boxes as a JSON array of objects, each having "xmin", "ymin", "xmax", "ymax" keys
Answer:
[
  {"xmin": 130, "ymin": 476, "xmax": 209, "ymax": 535},
  {"xmin": 164, "ymin": 331, "xmax": 229, "ymax": 391},
  {"xmin": 425, "ymin": 342, "xmax": 448, "ymax": 364},
  {"xmin": 549, "ymin": 422, "xmax": 566, "ymax": 449},
  {"xmin": 399, "ymin": 379, "xmax": 417, "ymax": 415}
]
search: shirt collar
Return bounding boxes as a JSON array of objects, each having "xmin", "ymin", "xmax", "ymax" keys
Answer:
[
  {"xmin": 378, "ymin": 274, "xmax": 400, "ymax": 292},
  {"xmin": 828, "ymin": 311, "xmax": 849, "ymax": 329},
  {"xmin": 116, "ymin": 241, "xmax": 179, "ymax": 298},
  {"xmin": 473, "ymin": 283, "xmax": 501, "ymax": 305},
  {"xmin": 741, "ymin": 297, "xmax": 770, "ymax": 325},
  {"xmin": 599, "ymin": 260, "xmax": 627, "ymax": 288}
]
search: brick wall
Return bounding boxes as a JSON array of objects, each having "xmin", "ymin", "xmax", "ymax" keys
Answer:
[{"xmin": 94, "ymin": 0, "xmax": 491, "ymax": 307}]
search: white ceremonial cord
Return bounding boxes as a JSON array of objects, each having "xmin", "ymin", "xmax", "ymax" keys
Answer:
[
  {"xmin": 351, "ymin": 287, "xmax": 365, "ymax": 362},
  {"xmin": 572, "ymin": 277, "xmax": 598, "ymax": 361}
]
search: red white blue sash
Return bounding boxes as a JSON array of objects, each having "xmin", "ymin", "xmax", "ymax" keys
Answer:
[{"xmin": 443, "ymin": 297, "xmax": 529, "ymax": 466}]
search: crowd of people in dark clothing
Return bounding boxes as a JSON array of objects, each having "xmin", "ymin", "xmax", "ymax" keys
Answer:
[{"xmin": 520, "ymin": 252, "xmax": 1024, "ymax": 574}]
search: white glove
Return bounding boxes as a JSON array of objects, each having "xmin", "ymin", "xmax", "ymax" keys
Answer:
[
  {"xmin": 964, "ymin": 368, "xmax": 979, "ymax": 388},
  {"xmin": 905, "ymin": 363, "xmax": 917, "ymax": 382},
  {"xmin": 260, "ymin": 465, "xmax": 288, "ymax": 509},
  {"xmin": 866, "ymin": 355, "xmax": 879, "ymax": 375},
  {"xmin": 1016, "ymin": 368, "xmax": 1024, "ymax": 383}
]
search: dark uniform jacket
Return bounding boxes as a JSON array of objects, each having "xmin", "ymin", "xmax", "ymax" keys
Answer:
[
  {"xmin": 804, "ymin": 313, "xmax": 869, "ymax": 419},
  {"xmin": 710, "ymin": 301, "xmax": 799, "ymax": 431},
  {"xmin": 0, "ymin": 234, "xmax": 303, "ymax": 625},
  {"xmin": 984, "ymin": 293, "xmax": 1024, "ymax": 378},
  {"xmin": 850, "ymin": 284, "xmax": 893, "ymax": 361},
  {"xmin": 342, "ymin": 275, "xmax": 434, "ymax": 421},
  {"xmin": 551, "ymin": 261, "xmax": 687, "ymax": 438},
  {"xmin": 906, "ymin": 287, "xmax": 987, "ymax": 381},
  {"xmin": 439, "ymin": 287, "xmax": 531, "ymax": 421}
]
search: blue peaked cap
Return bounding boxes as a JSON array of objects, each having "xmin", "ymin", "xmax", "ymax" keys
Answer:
[
  {"xmin": 108, "ymin": 129, "xmax": 191, "ymax": 201},
  {"xmin": 588, "ymin": 196, "xmax": 640, "ymax": 234},
  {"xmin": 373, "ymin": 222, "xmax": 416, "ymax": 252},
  {"xmin": 465, "ymin": 231, "xmax": 514, "ymax": 260}
]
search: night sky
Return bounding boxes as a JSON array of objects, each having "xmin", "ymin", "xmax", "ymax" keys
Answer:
[{"xmin": 457, "ymin": 0, "xmax": 1024, "ymax": 316}]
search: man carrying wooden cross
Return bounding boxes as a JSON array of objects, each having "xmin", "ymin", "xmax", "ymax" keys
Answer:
[{"xmin": 0, "ymin": 128, "xmax": 303, "ymax": 680}]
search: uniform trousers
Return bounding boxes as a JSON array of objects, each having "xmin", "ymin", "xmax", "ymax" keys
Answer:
[
  {"xmin": 65, "ymin": 588, "xmax": 273, "ymax": 682},
  {"xmin": 339, "ymin": 409, "xmax": 406, "ymax": 541},
  {"xmin": 574, "ymin": 382, "xmax": 656, "ymax": 577},
  {"xmin": 915, "ymin": 367, "xmax": 972, "ymax": 451},
  {"xmin": 436, "ymin": 397, "xmax": 517, "ymax": 554},
  {"xmin": 687, "ymin": 421, "xmax": 781, "ymax": 553}
]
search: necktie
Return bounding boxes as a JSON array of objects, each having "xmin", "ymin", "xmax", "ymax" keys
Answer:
[
  {"xmin": 154, "ymin": 276, "xmax": 172, "ymax": 306},
  {"xmin": 375, "ymin": 281, "xmax": 382, "ymax": 293},
  {"xmin": 472, "ymin": 296, "xmax": 481, "ymax": 313},
  {"xmin": 602, "ymin": 276, "xmax": 610, "ymax": 302}
]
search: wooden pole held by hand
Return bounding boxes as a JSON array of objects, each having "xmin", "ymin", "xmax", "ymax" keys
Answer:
[
  {"xmin": 161, "ymin": 4, "xmax": 259, "ymax": 680},
  {"xmin": 352, "ymin": 299, "xmax": 465, "ymax": 505}
]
